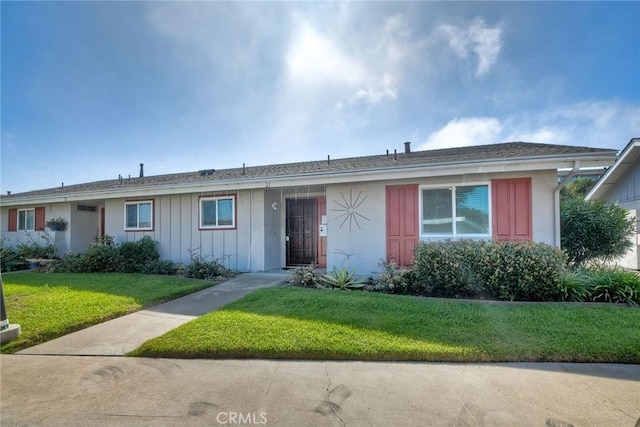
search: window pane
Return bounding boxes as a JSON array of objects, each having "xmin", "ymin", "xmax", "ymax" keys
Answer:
[
  {"xmin": 217, "ymin": 199, "xmax": 233, "ymax": 226},
  {"xmin": 456, "ymin": 185, "xmax": 489, "ymax": 234},
  {"xmin": 422, "ymin": 189, "xmax": 453, "ymax": 234},
  {"xmin": 138, "ymin": 203, "xmax": 152, "ymax": 228},
  {"xmin": 202, "ymin": 200, "xmax": 217, "ymax": 226},
  {"xmin": 26, "ymin": 211, "xmax": 35, "ymax": 230},
  {"xmin": 18, "ymin": 211, "xmax": 26, "ymax": 230},
  {"xmin": 126, "ymin": 204, "xmax": 138, "ymax": 228}
]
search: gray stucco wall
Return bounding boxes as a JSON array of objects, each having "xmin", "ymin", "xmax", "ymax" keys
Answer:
[
  {"xmin": 0, "ymin": 203, "xmax": 71, "ymax": 256},
  {"xmin": 69, "ymin": 202, "xmax": 99, "ymax": 253},
  {"xmin": 325, "ymin": 170, "xmax": 558, "ymax": 275},
  {"xmin": 325, "ymin": 182, "xmax": 386, "ymax": 276}
]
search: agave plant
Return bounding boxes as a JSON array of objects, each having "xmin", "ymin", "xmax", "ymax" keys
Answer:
[{"xmin": 320, "ymin": 265, "xmax": 365, "ymax": 290}]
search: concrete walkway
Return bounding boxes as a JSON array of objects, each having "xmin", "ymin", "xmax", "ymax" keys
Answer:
[
  {"xmin": 17, "ymin": 272, "xmax": 289, "ymax": 356},
  {"xmin": 1, "ymin": 357, "xmax": 638, "ymax": 426}
]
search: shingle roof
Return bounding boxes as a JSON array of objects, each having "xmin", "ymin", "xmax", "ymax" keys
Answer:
[{"xmin": 2, "ymin": 141, "xmax": 616, "ymax": 200}]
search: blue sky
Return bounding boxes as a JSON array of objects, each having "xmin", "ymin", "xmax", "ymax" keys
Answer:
[{"xmin": 2, "ymin": 1, "xmax": 639, "ymax": 194}]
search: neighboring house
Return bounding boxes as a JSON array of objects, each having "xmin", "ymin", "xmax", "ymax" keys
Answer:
[
  {"xmin": 1, "ymin": 142, "xmax": 617, "ymax": 275},
  {"xmin": 586, "ymin": 137, "xmax": 640, "ymax": 270}
]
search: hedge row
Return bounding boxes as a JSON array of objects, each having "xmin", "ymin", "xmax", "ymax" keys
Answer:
[
  {"xmin": 385, "ymin": 240, "xmax": 568, "ymax": 301},
  {"xmin": 51, "ymin": 236, "xmax": 234, "ymax": 280}
]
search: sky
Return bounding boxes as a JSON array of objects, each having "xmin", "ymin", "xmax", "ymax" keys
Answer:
[{"xmin": 1, "ymin": 1, "xmax": 639, "ymax": 194}]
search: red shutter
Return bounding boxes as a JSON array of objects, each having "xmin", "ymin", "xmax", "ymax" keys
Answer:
[
  {"xmin": 35, "ymin": 207, "xmax": 46, "ymax": 231},
  {"xmin": 492, "ymin": 178, "xmax": 532, "ymax": 241},
  {"xmin": 386, "ymin": 184, "xmax": 419, "ymax": 266},
  {"xmin": 8, "ymin": 208, "xmax": 17, "ymax": 231}
]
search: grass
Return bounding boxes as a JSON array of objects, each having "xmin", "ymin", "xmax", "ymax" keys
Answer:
[
  {"xmin": 131, "ymin": 287, "xmax": 640, "ymax": 363},
  {"xmin": 1, "ymin": 272, "xmax": 216, "ymax": 353}
]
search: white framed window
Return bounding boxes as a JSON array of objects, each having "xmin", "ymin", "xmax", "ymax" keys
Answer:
[
  {"xmin": 420, "ymin": 184, "xmax": 490, "ymax": 238},
  {"xmin": 124, "ymin": 200, "xmax": 153, "ymax": 231},
  {"xmin": 200, "ymin": 196, "xmax": 236, "ymax": 230},
  {"xmin": 18, "ymin": 208, "xmax": 35, "ymax": 231}
]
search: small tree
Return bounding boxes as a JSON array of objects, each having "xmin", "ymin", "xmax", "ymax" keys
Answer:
[
  {"xmin": 560, "ymin": 177, "xmax": 596, "ymax": 201},
  {"xmin": 561, "ymin": 198, "xmax": 636, "ymax": 266}
]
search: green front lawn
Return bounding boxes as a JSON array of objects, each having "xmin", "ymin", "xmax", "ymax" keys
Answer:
[
  {"xmin": 1, "ymin": 273, "xmax": 215, "ymax": 353},
  {"xmin": 131, "ymin": 287, "xmax": 640, "ymax": 362}
]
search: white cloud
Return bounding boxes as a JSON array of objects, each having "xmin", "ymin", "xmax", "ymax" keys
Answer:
[
  {"xmin": 510, "ymin": 127, "xmax": 570, "ymax": 144},
  {"xmin": 286, "ymin": 20, "xmax": 366, "ymax": 86},
  {"xmin": 420, "ymin": 101, "xmax": 640, "ymax": 152},
  {"xmin": 437, "ymin": 18, "xmax": 503, "ymax": 76},
  {"xmin": 340, "ymin": 74, "xmax": 397, "ymax": 108},
  {"xmin": 419, "ymin": 117, "xmax": 504, "ymax": 150}
]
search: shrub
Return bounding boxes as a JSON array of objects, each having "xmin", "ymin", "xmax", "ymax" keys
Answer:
[
  {"xmin": 590, "ymin": 268, "xmax": 640, "ymax": 305},
  {"xmin": 184, "ymin": 254, "xmax": 233, "ymax": 280},
  {"xmin": 16, "ymin": 234, "xmax": 57, "ymax": 260},
  {"xmin": 52, "ymin": 235, "xmax": 121, "ymax": 273},
  {"xmin": 558, "ymin": 269, "xmax": 594, "ymax": 302},
  {"xmin": 561, "ymin": 198, "xmax": 635, "ymax": 266},
  {"xmin": 412, "ymin": 240, "xmax": 484, "ymax": 298},
  {"xmin": 412, "ymin": 240, "xmax": 567, "ymax": 301},
  {"xmin": 141, "ymin": 260, "xmax": 182, "ymax": 275},
  {"xmin": 0, "ymin": 237, "xmax": 23, "ymax": 272},
  {"xmin": 288, "ymin": 265, "xmax": 321, "ymax": 288},
  {"xmin": 375, "ymin": 260, "xmax": 415, "ymax": 294},
  {"xmin": 77, "ymin": 242, "xmax": 123, "ymax": 272},
  {"xmin": 118, "ymin": 236, "xmax": 160, "ymax": 273},
  {"xmin": 52, "ymin": 236, "xmax": 161, "ymax": 274},
  {"xmin": 49, "ymin": 253, "xmax": 84, "ymax": 273},
  {"xmin": 482, "ymin": 241, "xmax": 567, "ymax": 301}
]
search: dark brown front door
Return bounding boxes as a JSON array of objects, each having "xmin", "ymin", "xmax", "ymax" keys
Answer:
[{"xmin": 286, "ymin": 198, "xmax": 317, "ymax": 266}]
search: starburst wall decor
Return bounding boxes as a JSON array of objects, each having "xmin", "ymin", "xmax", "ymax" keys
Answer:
[{"xmin": 331, "ymin": 188, "xmax": 370, "ymax": 232}]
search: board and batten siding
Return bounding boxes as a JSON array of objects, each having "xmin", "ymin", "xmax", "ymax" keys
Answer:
[
  {"xmin": 601, "ymin": 159, "xmax": 640, "ymax": 210},
  {"xmin": 104, "ymin": 189, "xmax": 267, "ymax": 271},
  {"xmin": 599, "ymin": 157, "xmax": 640, "ymax": 270}
]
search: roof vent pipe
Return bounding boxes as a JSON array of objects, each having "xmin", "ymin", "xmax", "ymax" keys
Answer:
[
  {"xmin": 404, "ymin": 141, "xmax": 411, "ymax": 154},
  {"xmin": 139, "ymin": 163, "xmax": 144, "ymax": 178}
]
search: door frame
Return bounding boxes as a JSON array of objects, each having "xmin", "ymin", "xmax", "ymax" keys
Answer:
[{"xmin": 285, "ymin": 197, "xmax": 327, "ymax": 267}]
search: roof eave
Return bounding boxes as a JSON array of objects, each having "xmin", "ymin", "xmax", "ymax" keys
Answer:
[{"xmin": 586, "ymin": 138, "xmax": 640, "ymax": 201}]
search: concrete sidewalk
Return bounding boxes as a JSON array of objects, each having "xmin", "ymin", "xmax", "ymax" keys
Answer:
[
  {"xmin": 1, "ymin": 356, "xmax": 638, "ymax": 426},
  {"xmin": 17, "ymin": 272, "xmax": 289, "ymax": 356}
]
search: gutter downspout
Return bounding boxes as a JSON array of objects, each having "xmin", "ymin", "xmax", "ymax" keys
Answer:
[{"xmin": 553, "ymin": 161, "xmax": 580, "ymax": 248}]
